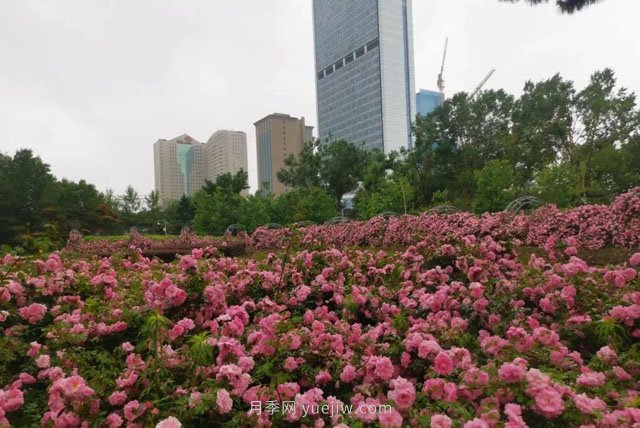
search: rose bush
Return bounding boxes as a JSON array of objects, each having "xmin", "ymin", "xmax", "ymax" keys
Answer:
[
  {"xmin": 251, "ymin": 187, "xmax": 640, "ymax": 251},
  {"xmin": 1, "ymin": 230, "xmax": 640, "ymax": 426}
]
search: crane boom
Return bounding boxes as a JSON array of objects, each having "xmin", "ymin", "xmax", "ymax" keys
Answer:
[
  {"xmin": 436, "ymin": 38, "xmax": 448, "ymax": 94},
  {"xmin": 469, "ymin": 69, "xmax": 495, "ymax": 99}
]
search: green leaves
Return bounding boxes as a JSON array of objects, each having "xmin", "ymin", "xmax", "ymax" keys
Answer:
[{"xmin": 188, "ymin": 331, "xmax": 214, "ymax": 366}]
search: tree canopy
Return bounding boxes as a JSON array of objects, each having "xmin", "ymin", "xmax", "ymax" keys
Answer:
[{"xmin": 502, "ymin": 0, "xmax": 604, "ymax": 13}]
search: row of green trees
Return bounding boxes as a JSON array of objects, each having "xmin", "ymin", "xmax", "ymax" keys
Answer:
[
  {"xmin": 190, "ymin": 171, "xmax": 337, "ymax": 236},
  {"xmin": 278, "ymin": 69, "xmax": 640, "ymax": 216},
  {"xmin": 0, "ymin": 149, "xmax": 337, "ymax": 249},
  {"xmin": 0, "ymin": 150, "xmax": 192, "ymax": 250}
]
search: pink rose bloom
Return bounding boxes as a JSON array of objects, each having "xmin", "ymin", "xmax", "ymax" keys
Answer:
[
  {"xmin": 340, "ymin": 364, "xmax": 357, "ymax": 383},
  {"xmin": 27, "ymin": 341, "xmax": 42, "ymax": 358},
  {"xmin": 573, "ymin": 393, "xmax": 606, "ymax": 414},
  {"xmin": 116, "ymin": 370, "xmax": 138, "ymax": 389},
  {"xmin": 596, "ymin": 346, "xmax": 618, "ymax": 365},
  {"xmin": 156, "ymin": 416, "xmax": 182, "ymax": 428},
  {"xmin": 464, "ymin": 418, "xmax": 489, "ymax": 428},
  {"xmin": 433, "ymin": 352, "xmax": 454, "ymax": 376},
  {"xmin": 431, "ymin": 414, "xmax": 452, "ymax": 428},
  {"xmin": 534, "ymin": 387, "xmax": 564, "ymax": 418},
  {"xmin": 217, "ymin": 388, "xmax": 233, "ymax": 414},
  {"xmin": 106, "ymin": 412, "xmax": 123, "ymax": 428},
  {"xmin": 0, "ymin": 387, "xmax": 24, "ymax": 411},
  {"xmin": 188, "ymin": 391, "xmax": 202, "ymax": 408},
  {"xmin": 387, "ymin": 377, "xmax": 415, "ymax": 410},
  {"xmin": 179, "ymin": 255, "xmax": 197, "ymax": 270},
  {"xmin": 18, "ymin": 373, "xmax": 37, "ymax": 384},
  {"xmin": 418, "ymin": 340, "xmax": 442, "ymax": 359},
  {"xmin": 504, "ymin": 403, "xmax": 526, "ymax": 426},
  {"xmin": 108, "ymin": 391, "xmax": 127, "ymax": 406},
  {"xmin": 630, "ymin": 252, "xmax": 640, "ymax": 266},
  {"xmin": 276, "ymin": 382, "xmax": 300, "ymax": 399},
  {"xmin": 612, "ymin": 366, "xmax": 632, "ymax": 381},
  {"xmin": 374, "ymin": 357, "xmax": 395, "ymax": 380},
  {"xmin": 378, "ymin": 408, "xmax": 403, "ymax": 428},
  {"xmin": 283, "ymin": 357, "xmax": 300, "ymax": 371},
  {"xmin": 315, "ymin": 370, "xmax": 332, "ymax": 384},
  {"xmin": 442, "ymin": 382, "xmax": 457, "ymax": 402},
  {"xmin": 55, "ymin": 412, "xmax": 81, "ymax": 426},
  {"xmin": 18, "ymin": 303, "xmax": 47, "ymax": 324},
  {"xmin": 123, "ymin": 400, "xmax": 145, "ymax": 421},
  {"xmin": 121, "ymin": 342, "xmax": 135, "ymax": 353},
  {"xmin": 59, "ymin": 375, "xmax": 95, "ymax": 399},
  {"xmin": 577, "ymin": 372, "xmax": 606, "ymax": 388},
  {"xmin": 35, "ymin": 354, "xmax": 50, "ymax": 369},
  {"xmin": 238, "ymin": 356, "xmax": 254, "ymax": 372},
  {"xmin": 498, "ymin": 363, "xmax": 525, "ymax": 383}
]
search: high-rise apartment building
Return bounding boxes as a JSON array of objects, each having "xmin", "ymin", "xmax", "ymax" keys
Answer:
[
  {"xmin": 205, "ymin": 130, "xmax": 248, "ymax": 181},
  {"xmin": 154, "ymin": 130, "xmax": 249, "ymax": 205},
  {"xmin": 154, "ymin": 134, "xmax": 207, "ymax": 206},
  {"xmin": 313, "ymin": 0, "xmax": 416, "ymax": 153},
  {"xmin": 255, "ymin": 113, "xmax": 312, "ymax": 195},
  {"xmin": 416, "ymin": 89, "xmax": 444, "ymax": 117}
]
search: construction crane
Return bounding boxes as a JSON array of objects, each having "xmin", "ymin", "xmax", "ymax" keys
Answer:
[
  {"xmin": 436, "ymin": 38, "xmax": 448, "ymax": 94},
  {"xmin": 468, "ymin": 69, "xmax": 496, "ymax": 99}
]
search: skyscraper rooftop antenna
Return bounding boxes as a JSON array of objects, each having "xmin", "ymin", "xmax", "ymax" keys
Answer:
[{"xmin": 436, "ymin": 37, "xmax": 448, "ymax": 94}]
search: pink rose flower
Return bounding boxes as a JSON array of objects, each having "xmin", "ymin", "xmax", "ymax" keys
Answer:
[
  {"xmin": 433, "ymin": 352, "xmax": 454, "ymax": 376},
  {"xmin": 156, "ymin": 416, "xmax": 182, "ymax": 428},
  {"xmin": 498, "ymin": 362, "xmax": 525, "ymax": 383},
  {"xmin": 18, "ymin": 303, "xmax": 47, "ymax": 324},
  {"xmin": 534, "ymin": 387, "xmax": 564, "ymax": 418},
  {"xmin": 378, "ymin": 408, "xmax": 403, "ymax": 428},
  {"xmin": 35, "ymin": 354, "xmax": 50, "ymax": 369},
  {"xmin": 464, "ymin": 418, "xmax": 489, "ymax": 428},
  {"xmin": 216, "ymin": 388, "xmax": 233, "ymax": 414},
  {"xmin": 108, "ymin": 391, "xmax": 127, "ymax": 406},
  {"xmin": 58, "ymin": 375, "xmax": 95, "ymax": 399},
  {"xmin": 340, "ymin": 364, "xmax": 357, "ymax": 383},
  {"xmin": 123, "ymin": 400, "xmax": 145, "ymax": 421},
  {"xmin": 431, "ymin": 414, "xmax": 452, "ymax": 428},
  {"xmin": 387, "ymin": 377, "xmax": 415, "ymax": 410},
  {"xmin": 576, "ymin": 372, "xmax": 606, "ymax": 388},
  {"xmin": 373, "ymin": 357, "xmax": 395, "ymax": 380}
]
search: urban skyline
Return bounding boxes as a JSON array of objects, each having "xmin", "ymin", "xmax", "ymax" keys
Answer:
[{"xmin": 2, "ymin": 0, "xmax": 639, "ymax": 195}]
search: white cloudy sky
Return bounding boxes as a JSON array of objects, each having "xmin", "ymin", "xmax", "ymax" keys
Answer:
[{"xmin": 1, "ymin": 0, "xmax": 638, "ymax": 195}]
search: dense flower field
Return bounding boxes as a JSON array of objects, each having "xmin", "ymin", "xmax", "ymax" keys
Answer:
[
  {"xmin": 251, "ymin": 187, "xmax": 640, "ymax": 250},
  {"xmin": 2, "ymin": 231, "xmax": 640, "ymax": 427},
  {"xmin": 65, "ymin": 188, "xmax": 640, "ymax": 256},
  {"xmin": 65, "ymin": 229, "xmax": 230, "ymax": 256}
]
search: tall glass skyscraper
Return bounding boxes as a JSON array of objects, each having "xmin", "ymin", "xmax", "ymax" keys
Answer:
[
  {"xmin": 313, "ymin": 0, "xmax": 416, "ymax": 153},
  {"xmin": 416, "ymin": 89, "xmax": 444, "ymax": 117}
]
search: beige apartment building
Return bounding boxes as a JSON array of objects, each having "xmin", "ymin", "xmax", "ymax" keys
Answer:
[
  {"xmin": 255, "ymin": 113, "xmax": 314, "ymax": 195},
  {"xmin": 154, "ymin": 130, "xmax": 249, "ymax": 205},
  {"xmin": 154, "ymin": 134, "xmax": 207, "ymax": 206},
  {"xmin": 205, "ymin": 130, "xmax": 248, "ymax": 181}
]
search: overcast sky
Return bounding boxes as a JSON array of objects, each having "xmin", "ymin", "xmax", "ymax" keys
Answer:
[{"xmin": 1, "ymin": 0, "xmax": 638, "ymax": 195}]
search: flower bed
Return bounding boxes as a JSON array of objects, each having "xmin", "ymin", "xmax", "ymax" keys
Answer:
[
  {"xmin": 251, "ymin": 187, "xmax": 640, "ymax": 251},
  {"xmin": 1, "ymin": 234, "xmax": 640, "ymax": 426},
  {"xmin": 66, "ymin": 229, "xmax": 245, "ymax": 259}
]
